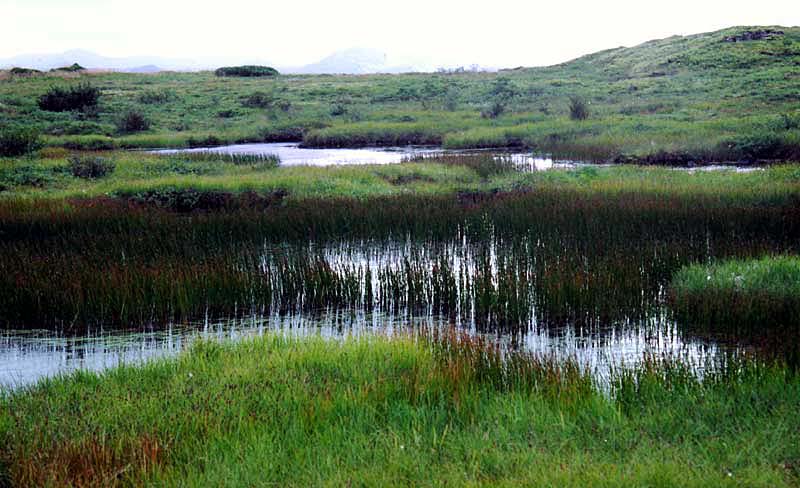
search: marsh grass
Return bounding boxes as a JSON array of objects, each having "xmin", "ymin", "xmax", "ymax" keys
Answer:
[
  {"xmin": 0, "ymin": 333, "xmax": 797, "ymax": 486},
  {"xmin": 174, "ymin": 151, "xmax": 280, "ymax": 168},
  {"xmin": 403, "ymin": 152, "xmax": 517, "ymax": 178},
  {"xmin": 0, "ymin": 165, "xmax": 797, "ymax": 329},
  {"xmin": 670, "ymin": 255, "xmax": 800, "ymax": 337}
]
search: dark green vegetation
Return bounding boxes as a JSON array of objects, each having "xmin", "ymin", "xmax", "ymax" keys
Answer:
[
  {"xmin": 671, "ymin": 256, "xmax": 800, "ymax": 337},
  {"xmin": 0, "ymin": 125, "xmax": 39, "ymax": 157},
  {"xmin": 1, "ymin": 334, "xmax": 798, "ymax": 486},
  {"xmin": 51, "ymin": 63, "xmax": 85, "ymax": 73},
  {"xmin": 36, "ymin": 83, "xmax": 100, "ymax": 112},
  {"xmin": 1, "ymin": 26, "xmax": 798, "ymax": 162},
  {"xmin": 214, "ymin": 65, "xmax": 280, "ymax": 77}
]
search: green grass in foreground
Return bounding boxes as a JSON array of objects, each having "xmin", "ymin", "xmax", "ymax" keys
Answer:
[
  {"xmin": 670, "ymin": 255, "xmax": 800, "ymax": 335},
  {"xmin": 1, "ymin": 334, "xmax": 798, "ymax": 486}
]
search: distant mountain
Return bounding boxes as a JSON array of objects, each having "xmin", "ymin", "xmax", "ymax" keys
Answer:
[
  {"xmin": 0, "ymin": 49, "xmax": 205, "ymax": 72},
  {"xmin": 0, "ymin": 47, "xmax": 478, "ymax": 74},
  {"xmin": 288, "ymin": 48, "xmax": 431, "ymax": 74},
  {"xmin": 127, "ymin": 65, "xmax": 163, "ymax": 74}
]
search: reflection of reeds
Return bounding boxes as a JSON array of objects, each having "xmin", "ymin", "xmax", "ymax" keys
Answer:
[{"xmin": 0, "ymin": 184, "xmax": 797, "ymax": 331}]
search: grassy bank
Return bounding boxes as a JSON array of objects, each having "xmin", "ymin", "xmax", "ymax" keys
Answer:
[
  {"xmin": 671, "ymin": 255, "xmax": 800, "ymax": 336},
  {"xmin": 1, "ymin": 334, "xmax": 798, "ymax": 486},
  {"xmin": 2, "ymin": 150, "xmax": 800, "ymax": 200},
  {"xmin": 2, "ymin": 26, "xmax": 800, "ymax": 162}
]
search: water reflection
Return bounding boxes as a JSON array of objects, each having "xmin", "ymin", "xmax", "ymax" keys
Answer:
[
  {"xmin": 154, "ymin": 142, "xmax": 763, "ymax": 172},
  {"xmin": 155, "ymin": 143, "xmax": 579, "ymax": 169},
  {"xmin": 0, "ymin": 311, "xmax": 723, "ymax": 391}
]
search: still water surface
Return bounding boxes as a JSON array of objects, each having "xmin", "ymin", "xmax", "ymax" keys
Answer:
[
  {"xmin": 1, "ymin": 311, "xmax": 723, "ymax": 390},
  {"xmin": 1, "ymin": 146, "xmax": 762, "ymax": 390}
]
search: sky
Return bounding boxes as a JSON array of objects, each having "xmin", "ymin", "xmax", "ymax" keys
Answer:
[{"xmin": 1, "ymin": 0, "xmax": 799, "ymax": 68}]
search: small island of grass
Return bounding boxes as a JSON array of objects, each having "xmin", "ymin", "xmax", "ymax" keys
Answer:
[{"xmin": 670, "ymin": 255, "xmax": 800, "ymax": 335}]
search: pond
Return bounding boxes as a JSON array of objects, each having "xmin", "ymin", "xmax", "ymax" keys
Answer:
[
  {"xmin": 154, "ymin": 142, "xmax": 573, "ymax": 169},
  {"xmin": 0, "ymin": 147, "xmax": 781, "ymax": 390},
  {"xmin": 1, "ymin": 235, "xmax": 736, "ymax": 390},
  {"xmin": 153, "ymin": 142, "xmax": 763, "ymax": 172}
]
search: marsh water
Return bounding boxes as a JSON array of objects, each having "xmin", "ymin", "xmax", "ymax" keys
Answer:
[
  {"xmin": 1, "ymin": 234, "xmax": 735, "ymax": 390},
  {"xmin": 0, "ymin": 146, "xmax": 773, "ymax": 390},
  {"xmin": 155, "ymin": 142, "xmax": 574, "ymax": 169},
  {"xmin": 154, "ymin": 142, "xmax": 763, "ymax": 172}
]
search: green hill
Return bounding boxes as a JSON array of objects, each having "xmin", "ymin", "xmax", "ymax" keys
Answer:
[{"xmin": 1, "ymin": 26, "xmax": 798, "ymax": 162}]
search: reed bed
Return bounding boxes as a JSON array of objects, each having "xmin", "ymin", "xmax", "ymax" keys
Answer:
[
  {"xmin": 0, "ymin": 186, "xmax": 797, "ymax": 330},
  {"xmin": 166, "ymin": 151, "xmax": 280, "ymax": 168},
  {"xmin": 1, "ymin": 333, "xmax": 797, "ymax": 486},
  {"xmin": 402, "ymin": 152, "xmax": 517, "ymax": 178}
]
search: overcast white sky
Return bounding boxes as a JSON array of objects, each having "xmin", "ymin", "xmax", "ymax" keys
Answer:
[{"xmin": 1, "ymin": 0, "xmax": 798, "ymax": 67}]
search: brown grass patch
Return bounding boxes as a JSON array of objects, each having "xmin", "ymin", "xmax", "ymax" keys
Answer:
[{"xmin": 6, "ymin": 434, "xmax": 166, "ymax": 487}]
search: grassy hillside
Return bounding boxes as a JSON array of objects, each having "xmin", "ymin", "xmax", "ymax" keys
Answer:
[{"xmin": 1, "ymin": 26, "xmax": 799, "ymax": 162}]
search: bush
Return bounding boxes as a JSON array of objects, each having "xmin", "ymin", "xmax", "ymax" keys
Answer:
[
  {"xmin": 68, "ymin": 155, "xmax": 115, "ymax": 179},
  {"xmin": 569, "ymin": 96, "xmax": 589, "ymax": 121},
  {"xmin": 481, "ymin": 78, "xmax": 518, "ymax": 119},
  {"xmin": 137, "ymin": 89, "xmax": 175, "ymax": 105},
  {"xmin": 9, "ymin": 67, "xmax": 41, "ymax": 76},
  {"xmin": 117, "ymin": 111, "xmax": 151, "ymax": 133},
  {"xmin": 241, "ymin": 92, "xmax": 275, "ymax": 109},
  {"xmin": 214, "ymin": 66, "xmax": 279, "ymax": 77},
  {"xmin": 51, "ymin": 63, "xmax": 85, "ymax": 73},
  {"xmin": 717, "ymin": 133, "xmax": 800, "ymax": 162},
  {"xmin": 443, "ymin": 88, "xmax": 459, "ymax": 111},
  {"xmin": 38, "ymin": 84, "xmax": 100, "ymax": 112},
  {"xmin": 0, "ymin": 126, "xmax": 40, "ymax": 157},
  {"xmin": 481, "ymin": 101, "xmax": 506, "ymax": 119}
]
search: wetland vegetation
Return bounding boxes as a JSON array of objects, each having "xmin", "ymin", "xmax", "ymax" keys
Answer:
[{"xmin": 1, "ymin": 24, "xmax": 799, "ymax": 486}]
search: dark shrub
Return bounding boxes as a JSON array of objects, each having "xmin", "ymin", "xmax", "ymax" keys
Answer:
[
  {"xmin": 330, "ymin": 103, "xmax": 348, "ymax": 116},
  {"xmin": 117, "ymin": 111, "xmax": 151, "ymax": 133},
  {"xmin": 10, "ymin": 67, "xmax": 41, "ymax": 76},
  {"xmin": 51, "ymin": 63, "xmax": 85, "ymax": 72},
  {"xmin": 569, "ymin": 96, "xmax": 589, "ymax": 120},
  {"xmin": 137, "ymin": 89, "xmax": 175, "ymax": 104},
  {"xmin": 718, "ymin": 133, "xmax": 800, "ymax": 162},
  {"xmin": 38, "ymin": 84, "xmax": 100, "ymax": 112},
  {"xmin": 187, "ymin": 136, "xmax": 223, "ymax": 148},
  {"xmin": 0, "ymin": 126, "xmax": 40, "ymax": 157},
  {"xmin": 68, "ymin": 155, "xmax": 115, "ymax": 179},
  {"xmin": 214, "ymin": 66, "xmax": 279, "ymax": 77},
  {"xmin": 241, "ymin": 92, "xmax": 275, "ymax": 109},
  {"xmin": 481, "ymin": 78, "xmax": 518, "ymax": 119},
  {"xmin": 481, "ymin": 101, "xmax": 506, "ymax": 119},
  {"xmin": 443, "ymin": 88, "xmax": 459, "ymax": 111},
  {"xmin": 126, "ymin": 188, "xmax": 287, "ymax": 212}
]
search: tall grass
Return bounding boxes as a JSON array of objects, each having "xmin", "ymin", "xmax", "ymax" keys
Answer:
[
  {"xmin": 0, "ymin": 177, "xmax": 796, "ymax": 329},
  {"xmin": 0, "ymin": 333, "xmax": 797, "ymax": 486}
]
